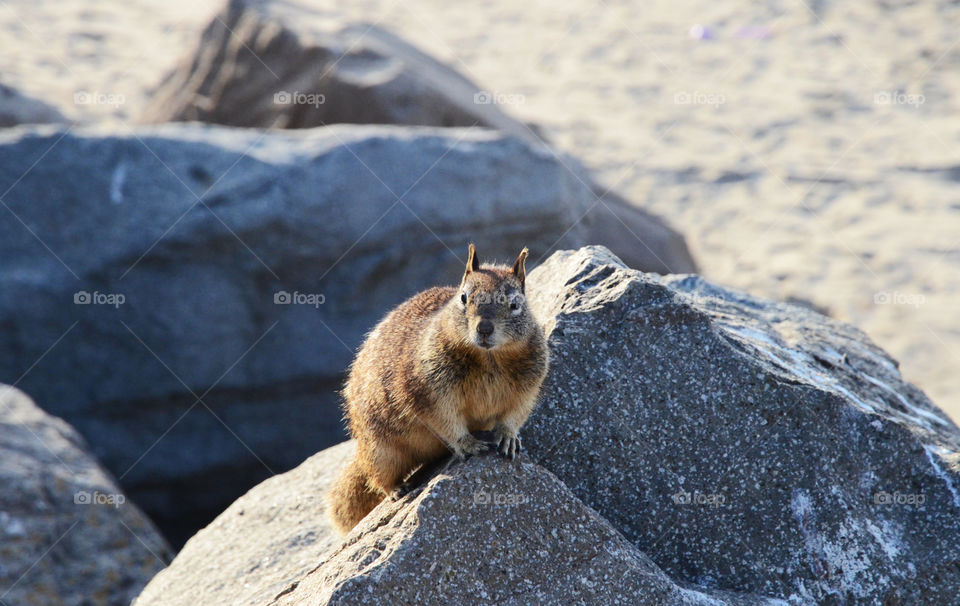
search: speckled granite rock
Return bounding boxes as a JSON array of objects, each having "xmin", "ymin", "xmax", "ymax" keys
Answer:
[
  {"xmin": 134, "ymin": 441, "xmax": 354, "ymax": 606},
  {"xmin": 522, "ymin": 246, "xmax": 960, "ymax": 603},
  {"xmin": 136, "ymin": 445, "xmax": 788, "ymax": 605},
  {"xmin": 0, "ymin": 385, "xmax": 170, "ymax": 606},
  {"xmin": 270, "ymin": 451, "xmax": 784, "ymax": 606}
]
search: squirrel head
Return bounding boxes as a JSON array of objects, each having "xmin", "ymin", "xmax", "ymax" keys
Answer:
[{"xmin": 447, "ymin": 244, "xmax": 534, "ymax": 351}]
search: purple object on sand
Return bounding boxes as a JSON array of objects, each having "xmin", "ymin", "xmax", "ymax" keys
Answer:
[{"xmin": 688, "ymin": 24, "xmax": 714, "ymax": 40}]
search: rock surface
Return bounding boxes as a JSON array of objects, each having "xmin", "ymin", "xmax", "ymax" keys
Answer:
[
  {"xmin": 0, "ymin": 124, "xmax": 692, "ymax": 545},
  {"xmin": 0, "ymin": 385, "xmax": 171, "ymax": 606},
  {"xmin": 140, "ymin": 0, "xmax": 534, "ymax": 142},
  {"xmin": 522, "ymin": 246, "xmax": 960, "ymax": 603},
  {"xmin": 134, "ymin": 442, "xmax": 354, "ymax": 606},
  {"xmin": 137, "ymin": 447, "xmax": 786, "ymax": 606}
]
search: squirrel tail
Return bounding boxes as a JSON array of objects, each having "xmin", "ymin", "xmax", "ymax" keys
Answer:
[{"xmin": 328, "ymin": 457, "xmax": 384, "ymax": 534}]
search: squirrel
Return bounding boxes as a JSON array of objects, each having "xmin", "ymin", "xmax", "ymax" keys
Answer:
[{"xmin": 328, "ymin": 244, "xmax": 549, "ymax": 534}]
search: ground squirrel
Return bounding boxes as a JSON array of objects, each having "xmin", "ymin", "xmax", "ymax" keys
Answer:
[{"xmin": 328, "ymin": 244, "xmax": 549, "ymax": 534}]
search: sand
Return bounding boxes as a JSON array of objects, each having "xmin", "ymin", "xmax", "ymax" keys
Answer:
[{"xmin": 2, "ymin": 0, "xmax": 959, "ymax": 421}]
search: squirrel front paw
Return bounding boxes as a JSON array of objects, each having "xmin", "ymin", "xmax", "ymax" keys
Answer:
[
  {"xmin": 493, "ymin": 426, "xmax": 521, "ymax": 459},
  {"xmin": 452, "ymin": 434, "xmax": 488, "ymax": 459}
]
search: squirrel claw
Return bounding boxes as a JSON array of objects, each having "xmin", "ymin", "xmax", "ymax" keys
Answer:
[
  {"xmin": 498, "ymin": 434, "xmax": 521, "ymax": 459},
  {"xmin": 453, "ymin": 434, "xmax": 487, "ymax": 459}
]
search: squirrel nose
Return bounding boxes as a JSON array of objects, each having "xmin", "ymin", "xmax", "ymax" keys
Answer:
[{"xmin": 477, "ymin": 320, "xmax": 494, "ymax": 337}]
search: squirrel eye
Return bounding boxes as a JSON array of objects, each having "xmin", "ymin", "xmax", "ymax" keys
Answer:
[
  {"xmin": 460, "ymin": 293, "xmax": 467, "ymax": 305},
  {"xmin": 509, "ymin": 300, "xmax": 519, "ymax": 311}
]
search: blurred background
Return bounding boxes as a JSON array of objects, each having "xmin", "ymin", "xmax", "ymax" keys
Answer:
[{"xmin": 1, "ymin": 0, "xmax": 959, "ymax": 600}]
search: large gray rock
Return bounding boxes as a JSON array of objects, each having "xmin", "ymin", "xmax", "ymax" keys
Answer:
[
  {"xmin": 140, "ymin": 0, "xmax": 533, "ymax": 141},
  {"xmin": 137, "ymin": 446, "xmax": 786, "ymax": 606},
  {"xmin": 0, "ymin": 123, "xmax": 691, "ymax": 545},
  {"xmin": 523, "ymin": 246, "xmax": 960, "ymax": 603},
  {"xmin": 134, "ymin": 442, "xmax": 354, "ymax": 606},
  {"xmin": 0, "ymin": 385, "xmax": 171, "ymax": 606}
]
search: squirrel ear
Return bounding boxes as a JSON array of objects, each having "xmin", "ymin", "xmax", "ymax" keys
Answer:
[
  {"xmin": 465, "ymin": 243, "xmax": 480, "ymax": 276},
  {"xmin": 512, "ymin": 247, "xmax": 529, "ymax": 287}
]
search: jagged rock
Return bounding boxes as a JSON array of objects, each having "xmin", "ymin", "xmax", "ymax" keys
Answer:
[
  {"xmin": 0, "ymin": 385, "xmax": 170, "ymax": 606},
  {"xmin": 137, "ymin": 448, "xmax": 786, "ymax": 606},
  {"xmin": 522, "ymin": 246, "xmax": 960, "ymax": 603},
  {"xmin": 0, "ymin": 124, "xmax": 692, "ymax": 545},
  {"xmin": 139, "ymin": 0, "xmax": 533, "ymax": 141},
  {"xmin": 134, "ymin": 442, "xmax": 353, "ymax": 606},
  {"xmin": 880, "ymin": 557, "xmax": 960, "ymax": 604}
]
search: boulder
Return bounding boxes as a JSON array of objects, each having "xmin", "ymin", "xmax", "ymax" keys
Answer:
[
  {"xmin": 137, "ymin": 447, "xmax": 786, "ymax": 606},
  {"xmin": 139, "ymin": 0, "xmax": 533, "ymax": 142},
  {"xmin": 522, "ymin": 246, "xmax": 960, "ymax": 603},
  {"xmin": 134, "ymin": 442, "xmax": 354, "ymax": 606},
  {"xmin": 0, "ymin": 124, "xmax": 692, "ymax": 545},
  {"xmin": 0, "ymin": 385, "xmax": 171, "ymax": 606}
]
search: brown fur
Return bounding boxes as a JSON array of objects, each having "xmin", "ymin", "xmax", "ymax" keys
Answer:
[{"xmin": 328, "ymin": 245, "xmax": 549, "ymax": 534}]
